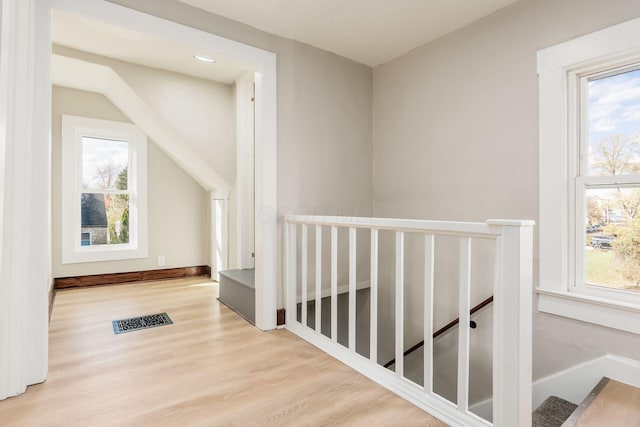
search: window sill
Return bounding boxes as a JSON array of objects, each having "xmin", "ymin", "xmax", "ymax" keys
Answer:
[{"xmin": 537, "ymin": 288, "xmax": 640, "ymax": 334}]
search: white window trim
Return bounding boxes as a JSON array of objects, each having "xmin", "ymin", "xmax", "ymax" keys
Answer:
[
  {"xmin": 538, "ymin": 16, "xmax": 640, "ymax": 334},
  {"xmin": 61, "ymin": 115, "xmax": 148, "ymax": 263}
]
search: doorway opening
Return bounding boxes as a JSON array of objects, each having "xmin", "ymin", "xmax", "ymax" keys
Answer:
[{"xmin": 47, "ymin": 3, "xmax": 272, "ymax": 329}]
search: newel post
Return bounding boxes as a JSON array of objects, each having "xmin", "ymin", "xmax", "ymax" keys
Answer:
[{"xmin": 487, "ymin": 220, "xmax": 535, "ymax": 427}]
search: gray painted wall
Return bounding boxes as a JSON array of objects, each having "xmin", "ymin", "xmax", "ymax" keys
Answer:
[
  {"xmin": 52, "ymin": 86, "xmax": 210, "ymax": 277},
  {"xmin": 373, "ymin": 0, "xmax": 640, "ymax": 383},
  {"xmin": 106, "ymin": 0, "xmax": 375, "ymax": 306}
]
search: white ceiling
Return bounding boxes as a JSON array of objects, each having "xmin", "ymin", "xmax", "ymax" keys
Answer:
[
  {"xmin": 51, "ymin": 10, "xmax": 253, "ymax": 84},
  {"xmin": 177, "ymin": 0, "xmax": 519, "ymax": 66}
]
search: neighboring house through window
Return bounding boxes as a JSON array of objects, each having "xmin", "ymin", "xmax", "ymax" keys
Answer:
[
  {"xmin": 538, "ymin": 17, "xmax": 640, "ymax": 333},
  {"xmin": 61, "ymin": 115, "xmax": 147, "ymax": 263}
]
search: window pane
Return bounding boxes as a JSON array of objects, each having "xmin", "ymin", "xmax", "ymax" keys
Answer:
[
  {"xmin": 587, "ymin": 68, "xmax": 640, "ymax": 176},
  {"xmin": 82, "ymin": 137, "xmax": 128, "ymax": 190},
  {"xmin": 81, "ymin": 193, "xmax": 130, "ymax": 246},
  {"xmin": 585, "ymin": 187, "xmax": 640, "ymax": 291}
]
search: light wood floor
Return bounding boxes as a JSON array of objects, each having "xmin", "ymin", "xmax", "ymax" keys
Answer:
[{"xmin": 0, "ymin": 277, "xmax": 446, "ymax": 426}]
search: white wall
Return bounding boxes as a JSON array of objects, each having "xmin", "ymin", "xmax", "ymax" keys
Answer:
[
  {"xmin": 52, "ymin": 86, "xmax": 210, "ymax": 277},
  {"xmin": 373, "ymin": 0, "xmax": 640, "ymax": 382}
]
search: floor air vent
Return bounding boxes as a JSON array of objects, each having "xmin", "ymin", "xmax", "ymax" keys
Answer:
[{"xmin": 112, "ymin": 313, "xmax": 173, "ymax": 334}]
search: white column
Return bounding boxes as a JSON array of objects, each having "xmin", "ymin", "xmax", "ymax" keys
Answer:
[
  {"xmin": 488, "ymin": 220, "xmax": 534, "ymax": 427},
  {"xmin": 253, "ymin": 68, "xmax": 278, "ymax": 332},
  {"xmin": 211, "ymin": 190, "xmax": 229, "ymax": 281},
  {"xmin": 0, "ymin": 0, "xmax": 49, "ymax": 400}
]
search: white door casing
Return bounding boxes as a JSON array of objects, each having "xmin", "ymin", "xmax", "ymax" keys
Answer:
[
  {"xmin": 45, "ymin": 0, "xmax": 278, "ymax": 331},
  {"xmin": 0, "ymin": 0, "xmax": 50, "ymax": 400}
]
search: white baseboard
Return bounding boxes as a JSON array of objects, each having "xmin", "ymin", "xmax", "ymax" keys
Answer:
[{"xmin": 470, "ymin": 354, "xmax": 640, "ymax": 422}]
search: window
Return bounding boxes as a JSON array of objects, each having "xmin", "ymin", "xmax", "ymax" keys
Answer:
[
  {"xmin": 538, "ymin": 17, "xmax": 640, "ymax": 334},
  {"xmin": 577, "ymin": 67, "xmax": 640, "ymax": 296},
  {"xmin": 61, "ymin": 115, "xmax": 147, "ymax": 263}
]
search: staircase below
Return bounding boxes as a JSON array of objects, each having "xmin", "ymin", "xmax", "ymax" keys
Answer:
[{"xmin": 533, "ymin": 396, "xmax": 577, "ymax": 427}]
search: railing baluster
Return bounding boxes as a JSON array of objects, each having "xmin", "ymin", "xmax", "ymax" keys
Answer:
[
  {"xmin": 315, "ymin": 224, "xmax": 322, "ymax": 333},
  {"xmin": 370, "ymin": 228, "xmax": 379, "ymax": 364},
  {"xmin": 282, "ymin": 215, "xmax": 534, "ymax": 427},
  {"xmin": 457, "ymin": 237, "xmax": 472, "ymax": 413},
  {"xmin": 424, "ymin": 234, "xmax": 435, "ymax": 393},
  {"xmin": 301, "ymin": 224, "xmax": 308, "ymax": 328},
  {"xmin": 285, "ymin": 222, "xmax": 297, "ymax": 324},
  {"xmin": 331, "ymin": 226, "xmax": 338, "ymax": 343},
  {"xmin": 349, "ymin": 227, "xmax": 357, "ymax": 352},
  {"xmin": 395, "ymin": 231, "xmax": 404, "ymax": 378}
]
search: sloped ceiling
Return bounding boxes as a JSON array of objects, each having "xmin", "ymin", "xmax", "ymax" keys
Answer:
[{"xmin": 52, "ymin": 54, "xmax": 231, "ymax": 192}]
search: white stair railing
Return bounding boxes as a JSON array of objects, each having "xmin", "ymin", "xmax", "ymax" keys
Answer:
[{"xmin": 284, "ymin": 215, "xmax": 534, "ymax": 427}]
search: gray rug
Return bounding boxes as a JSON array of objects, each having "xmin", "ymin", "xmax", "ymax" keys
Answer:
[
  {"xmin": 112, "ymin": 312, "xmax": 173, "ymax": 334},
  {"xmin": 532, "ymin": 395, "xmax": 577, "ymax": 427}
]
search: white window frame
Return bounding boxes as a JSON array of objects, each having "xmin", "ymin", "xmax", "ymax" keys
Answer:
[
  {"xmin": 61, "ymin": 115, "xmax": 147, "ymax": 263},
  {"xmin": 538, "ymin": 16, "xmax": 640, "ymax": 334}
]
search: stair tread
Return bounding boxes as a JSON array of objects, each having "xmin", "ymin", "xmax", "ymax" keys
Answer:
[
  {"xmin": 567, "ymin": 377, "xmax": 640, "ymax": 427},
  {"xmin": 219, "ymin": 268, "xmax": 255, "ymax": 289},
  {"xmin": 533, "ymin": 396, "xmax": 577, "ymax": 427}
]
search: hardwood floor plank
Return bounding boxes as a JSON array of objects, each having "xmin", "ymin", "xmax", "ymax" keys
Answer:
[{"xmin": 0, "ymin": 277, "xmax": 446, "ymax": 426}]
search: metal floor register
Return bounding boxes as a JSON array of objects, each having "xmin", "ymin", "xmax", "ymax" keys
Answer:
[{"xmin": 112, "ymin": 312, "xmax": 173, "ymax": 334}]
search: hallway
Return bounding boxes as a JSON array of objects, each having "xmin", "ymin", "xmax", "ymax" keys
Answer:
[{"xmin": 0, "ymin": 277, "xmax": 444, "ymax": 426}]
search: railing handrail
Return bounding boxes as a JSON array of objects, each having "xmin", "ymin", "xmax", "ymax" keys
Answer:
[
  {"xmin": 382, "ymin": 296, "xmax": 494, "ymax": 369},
  {"xmin": 285, "ymin": 215, "xmax": 534, "ymax": 239}
]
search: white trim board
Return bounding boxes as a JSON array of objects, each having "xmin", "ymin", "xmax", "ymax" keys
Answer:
[{"xmin": 470, "ymin": 354, "xmax": 640, "ymax": 422}]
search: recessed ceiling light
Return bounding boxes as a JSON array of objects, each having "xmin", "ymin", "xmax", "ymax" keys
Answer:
[{"xmin": 193, "ymin": 55, "xmax": 216, "ymax": 63}]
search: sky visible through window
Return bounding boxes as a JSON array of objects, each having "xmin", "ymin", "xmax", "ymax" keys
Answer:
[
  {"xmin": 588, "ymin": 68, "xmax": 640, "ymax": 141},
  {"xmin": 586, "ymin": 68, "xmax": 640, "ymax": 291},
  {"xmin": 82, "ymin": 137, "xmax": 128, "ymax": 190}
]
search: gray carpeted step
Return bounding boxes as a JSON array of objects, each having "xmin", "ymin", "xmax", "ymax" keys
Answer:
[
  {"xmin": 532, "ymin": 395, "xmax": 577, "ymax": 427},
  {"xmin": 218, "ymin": 269, "xmax": 255, "ymax": 324}
]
